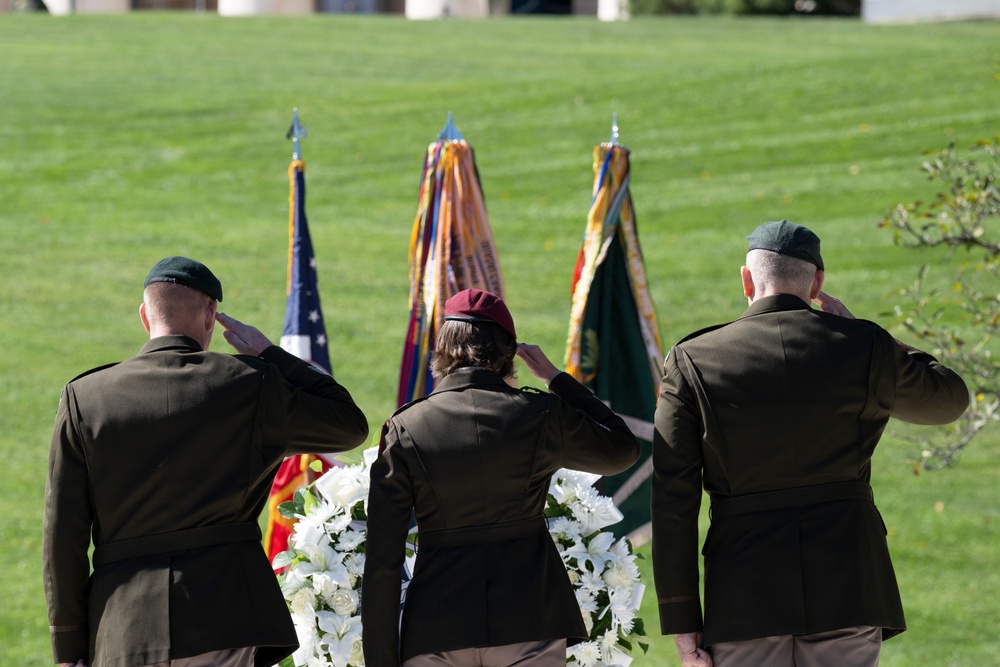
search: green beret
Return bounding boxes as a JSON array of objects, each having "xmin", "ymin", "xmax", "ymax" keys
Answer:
[
  {"xmin": 144, "ymin": 256, "xmax": 223, "ymax": 302},
  {"xmin": 747, "ymin": 220, "xmax": 824, "ymax": 270}
]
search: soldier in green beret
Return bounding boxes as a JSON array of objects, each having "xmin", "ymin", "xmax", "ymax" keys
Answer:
[
  {"xmin": 651, "ymin": 221, "xmax": 968, "ymax": 667},
  {"xmin": 43, "ymin": 256, "xmax": 369, "ymax": 667}
]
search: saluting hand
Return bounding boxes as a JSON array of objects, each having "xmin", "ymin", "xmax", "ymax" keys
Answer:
[
  {"xmin": 813, "ymin": 291, "xmax": 855, "ymax": 319},
  {"xmin": 216, "ymin": 312, "xmax": 274, "ymax": 356},
  {"xmin": 516, "ymin": 344, "xmax": 562, "ymax": 386}
]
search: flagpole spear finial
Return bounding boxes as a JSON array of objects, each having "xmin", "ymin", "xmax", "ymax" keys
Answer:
[
  {"xmin": 438, "ymin": 112, "xmax": 464, "ymax": 142},
  {"xmin": 610, "ymin": 112, "xmax": 619, "ymax": 145},
  {"xmin": 287, "ymin": 108, "xmax": 307, "ymax": 160}
]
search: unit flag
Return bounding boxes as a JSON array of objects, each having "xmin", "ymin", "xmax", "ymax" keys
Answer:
[
  {"xmin": 565, "ymin": 135, "xmax": 663, "ymax": 543},
  {"xmin": 397, "ymin": 115, "xmax": 505, "ymax": 406}
]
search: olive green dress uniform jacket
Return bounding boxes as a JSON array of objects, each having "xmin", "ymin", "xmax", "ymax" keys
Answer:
[
  {"xmin": 43, "ymin": 335, "xmax": 370, "ymax": 667},
  {"xmin": 652, "ymin": 295, "xmax": 968, "ymax": 646},
  {"xmin": 362, "ymin": 368, "xmax": 640, "ymax": 667}
]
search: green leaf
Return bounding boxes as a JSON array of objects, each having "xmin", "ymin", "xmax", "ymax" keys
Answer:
[
  {"xmin": 271, "ymin": 550, "xmax": 297, "ymax": 569},
  {"xmin": 277, "ymin": 500, "xmax": 298, "ymax": 519},
  {"xmin": 309, "ymin": 459, "xmax": 324, "ymax": 473},
  {"xmin": 304, "ymin": 488, "xmax": 318, "ymax": 513},
  {"xmin": 293, "ymin": 487, "xmax": 308, "ymax": 515}
]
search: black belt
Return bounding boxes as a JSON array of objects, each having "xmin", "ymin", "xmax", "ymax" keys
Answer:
[
  {"xmin": 418, "ymin": 515, "xmax": 548, "ymax": 550},
  {"xmin": 92, "ymin": 522, "xmax": 260, "ymax": 568},
  {"xmin": 710, "ymin": 481, "xmax": 873, "ymax": 519}
]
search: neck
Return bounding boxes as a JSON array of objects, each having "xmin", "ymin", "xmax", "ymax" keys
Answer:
[
  {"xmin": 149, "ymin": 325, "xmax": 209, "ymax": 350},
  {"xmin": 750, "ymin": 288, "xmax": 811, "ymax": 305}
]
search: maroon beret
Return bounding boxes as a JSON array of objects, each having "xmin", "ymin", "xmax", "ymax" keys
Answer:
[{"xmin": 443, "ymin": 288, "xmax": 516, "ymax": 340}]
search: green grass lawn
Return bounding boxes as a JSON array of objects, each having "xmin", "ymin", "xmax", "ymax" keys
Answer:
[{"xmin": 1, "ymin": 12, "xmax": 997, "ymax": 665}]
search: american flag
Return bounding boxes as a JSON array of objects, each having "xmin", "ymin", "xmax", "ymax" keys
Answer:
[
  {"xmin": 280, "ymin": 160, "xmax": 330, "ymax": 374},
  {"xmin": 265, "ymin": 156, "xmax": 337, "ymax": 565}
]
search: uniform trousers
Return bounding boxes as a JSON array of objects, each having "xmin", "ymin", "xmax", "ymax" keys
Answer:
[
  {"xmin": 711, "ymin": 626, "xmax": 881, "ymax": 667},
  {"xmin": 401, "ymin": 639, "xmax": 567, "ymax": 667},
  {"xmin": 140, "ymin": 647, "xmax": 256, "ymax": 667}
]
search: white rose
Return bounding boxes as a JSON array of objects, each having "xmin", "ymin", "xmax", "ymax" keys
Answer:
[
  {"xmin": 331, "ymin": 587, "xmax": 360, "ymax": 616},
  {"xmin": 350, "ymin": 639, "xmax": 366, "ymax": 666},
  {"xmin": 290, "ymin": 587, "xmax": 317, "ymax": 618},
  {"xmin": 603, "ymin": 564, "xmax": 631, "ymax": 589}
]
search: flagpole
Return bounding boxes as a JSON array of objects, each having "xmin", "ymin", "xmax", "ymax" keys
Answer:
[
  {"xmin": 438, "ymin": 112, "xmax": 464, "ymax": 141},
  {"xmin": 267, "ymin": 107, "xmax": 337, "ymax": 565},
  {"xmin": 287, "ymin": 108, "xmax": 307, "ymax": 160},
  {"xmin": 609, "ymin": 112, "xmax": 619, "ymax": 145}
]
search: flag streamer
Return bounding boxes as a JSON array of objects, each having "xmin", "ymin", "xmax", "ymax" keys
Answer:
[{"xmin": 397, "ymin": 134, "xmax": 505, "ymax": 407}]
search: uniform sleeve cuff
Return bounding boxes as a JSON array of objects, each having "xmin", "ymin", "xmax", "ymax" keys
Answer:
[
  {"xmin": 657, "ymin": 599, "xmax": 704, "ymax": 636},
  {"xmin": 51, "ymin": 625, "xmax": 88, "ymax": 664}
]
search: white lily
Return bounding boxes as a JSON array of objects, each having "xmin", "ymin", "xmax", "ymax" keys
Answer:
[
  {"xmin": 318, "ymin": 612, "xmax": 363, "ymax": 667},
  {"xmin": 563, "ymin": 531, "xmax": 617, "ymax": 575}
]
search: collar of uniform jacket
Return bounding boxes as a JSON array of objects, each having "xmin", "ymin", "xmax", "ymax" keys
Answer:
[
  {"xmin": 139, "ymin": 335, "xmax": 204, "ymax": 354},
  {"xmin": 740, "ymin": 293, "xmax": 813, "ymax": 319},
  {"xmin": 432, "ymin": 367, "xmax": 511, "ymax": 393}
]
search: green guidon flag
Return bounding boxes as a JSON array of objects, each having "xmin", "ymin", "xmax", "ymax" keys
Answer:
[{"xmin": 565, "ymin": 139, "xmax": 663, "ymax": 543}]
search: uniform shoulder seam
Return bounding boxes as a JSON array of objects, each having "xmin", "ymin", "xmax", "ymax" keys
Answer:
[
  {"xmin": 676, "ymin": 321, "xmax": 733, "ymax": 345},
  {"xmin": 68, "ymin": 362, "xmax": 120, "ymax": 383}
]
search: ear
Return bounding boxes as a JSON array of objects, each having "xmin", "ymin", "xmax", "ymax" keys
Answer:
[
  {"xmin": 205, "ymin": 299, "xmax": 218, "ymax": 332},
  {"xmin": 741, "ymin": 266, "xmax": 755, "ymax": 300},
  {"xmin": 139, "ymin": 302, "xmax": 152, "ymax": 334},
  {"xmin": 810, "ymin": 270, "xmax": 825, "ymax": 301}
]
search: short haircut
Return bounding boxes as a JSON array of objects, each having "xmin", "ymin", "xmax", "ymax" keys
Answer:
[
  {"xmin": 431, "ymin": 319, "xmax": 518, "ymax": 380},
  {"xmin": 746, "ymin": 248, "xmax": 818, "ymax": 295},
  {"xmin": 143, "ymin": 281, "xmax": 213, "ymax": 328}
]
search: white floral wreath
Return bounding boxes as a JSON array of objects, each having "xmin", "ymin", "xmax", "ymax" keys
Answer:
[{"xmin": 275, "ymin": 447, "xmax": 649, "ymax": 667}]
